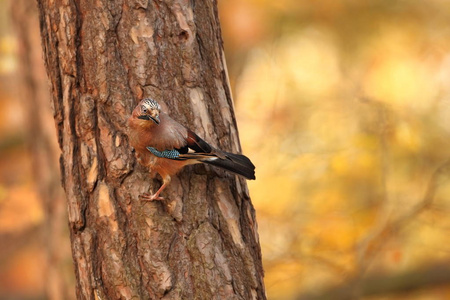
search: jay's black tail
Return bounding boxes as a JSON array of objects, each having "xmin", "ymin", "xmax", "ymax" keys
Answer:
[
  {"xmin": 203, "ymin": 152, "xmax": 256, "ymax": 180},
  {"xmin": 177, "ymin": 130, "xmax": 256, "ymax": 179}
]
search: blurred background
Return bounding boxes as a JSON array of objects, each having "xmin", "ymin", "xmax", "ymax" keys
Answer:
[{"xmin": 1, "ymin": 0, "xmax": 450, "ymax": 299}]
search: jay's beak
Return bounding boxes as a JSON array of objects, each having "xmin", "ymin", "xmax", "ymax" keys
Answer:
[
  {"xmin": 151, "ymin": 115, "xmax": 160, "ymax": 125},
  {"xmin": 138, "ymin": 114, "xmax": 160, "ymax": 125}
]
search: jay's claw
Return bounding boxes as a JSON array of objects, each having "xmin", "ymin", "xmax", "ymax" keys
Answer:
[{"xmin": 140, "ymin": 193, "xmax": 164, "ymax": 201}]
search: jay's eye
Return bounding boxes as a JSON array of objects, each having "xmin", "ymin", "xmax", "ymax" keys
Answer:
[{"xmin": 142, "ymin": 106, "xmax": 148, "ymax": 113}]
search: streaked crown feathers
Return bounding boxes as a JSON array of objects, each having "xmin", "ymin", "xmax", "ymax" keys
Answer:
[{"xmin": 142, "ymin": 98, "xmax": 161, "ymax": 111}]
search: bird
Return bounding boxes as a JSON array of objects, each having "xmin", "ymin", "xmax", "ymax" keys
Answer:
[{"xmin": 127, "ymin": 98, "xmax": 255, "ymax": 201}]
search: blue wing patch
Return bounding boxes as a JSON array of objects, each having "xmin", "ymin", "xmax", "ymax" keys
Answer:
[{"xmin": 147, "ymin": 147, "xmax": 180, "ymax": 159}]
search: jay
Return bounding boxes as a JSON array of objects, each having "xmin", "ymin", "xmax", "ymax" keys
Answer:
[{"xmin": 127, "ymin": 98, "xmax": 255, "ymax": 201}]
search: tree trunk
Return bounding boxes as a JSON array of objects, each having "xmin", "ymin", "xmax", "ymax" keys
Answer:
[
  {"xmin": 12, "ymin": 1, "xmax": 75, "ymax": 299},
  {"xmin": 36, "ymin": 0, "xmax": 265, "ymax": 299}
]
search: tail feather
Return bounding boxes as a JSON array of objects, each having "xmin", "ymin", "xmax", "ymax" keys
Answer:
[
  {"xmin": 177, "ymin": 130, "xmax": 256, "ymax": 180},
  {"xmin": 202, "ymin": 152, "xmax": 255, "ymax": 180}
]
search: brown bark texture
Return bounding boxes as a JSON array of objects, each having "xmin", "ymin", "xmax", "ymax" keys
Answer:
[
  {"xmin": 36, "ymin": 0, "xmax": 265, "ymax": 299},
  {"xmin": 12, "ymin": 0, "xmax": 76, "ymax": 299}
]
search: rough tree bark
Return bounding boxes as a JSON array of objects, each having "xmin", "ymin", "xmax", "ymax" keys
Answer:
[
  {"xmin": 12, "ymin": 1, "xmax": 75, "ymax": 299},
  {"xmin": 37, "ymin": 0, "xmax": 265, "ymax": 299}
]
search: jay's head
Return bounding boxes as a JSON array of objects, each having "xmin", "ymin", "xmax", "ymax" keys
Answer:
[{"xmin": 133, "ymin": 98, "xmax": 161, "ymax": 125}]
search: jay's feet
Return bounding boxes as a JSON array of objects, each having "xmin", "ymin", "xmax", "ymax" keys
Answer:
[{"xmin": 140, "ymin": 193, "xmax": 164, "ymax": 201}]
